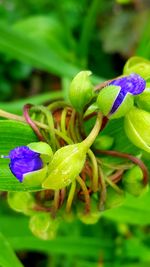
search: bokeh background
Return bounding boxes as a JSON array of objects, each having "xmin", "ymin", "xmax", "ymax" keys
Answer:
[{"xmin": 0, "ymin": 0, "xmax": 150, "ymax": 266}]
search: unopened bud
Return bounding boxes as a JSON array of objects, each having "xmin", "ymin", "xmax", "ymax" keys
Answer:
[
  {"xmin": 124, "ymin": 106, "xmax": 150, "ymax": 153},
  {"xmin": 123, "ymin": 56, "xmax": 150, "ymax": 80},
  {"xmin": 69, "ymin": 71, "xmax": 94, "ymax": 112},
  {"xmin": 93, "ymin": 135, "xmax": 114, "ymax": 150},
  {"xmin": 42, "ymin": 143, "xmax": 87, "ymax": 190},
  {"xmin": 29, "ymin": 212, "xmax": 60, "ymax": 240},
  {"xmin": 123, "ymin": 166, "xmax": 149, "ymax": 196},
  {"xmin": 7, "ymin": 192, "xmax": 35, "ymax": 215},
  {"xmin": 105, "ymin": 187, "xmax": 125, "ymax": 209}
]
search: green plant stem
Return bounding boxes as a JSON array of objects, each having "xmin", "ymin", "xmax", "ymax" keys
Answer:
[
  {"xmin": 60, "ymin": 107, "xmax": 68, "ymax": 135},
  {"xmin": 97, "ymin": 158, "xmax": 132, "ymax": 170},
  {"xmin": 31, "ymin": 106, "xmax": 56, "ymax": 151},
  {"xmin": 76, "ymin": 176, "xmax": 90, "ymax": 213},
  {"xmin": 0, "ymin": 108, "xmax": 48, "ymax": 130},
  {"xmin": 53, "ymin": 190, "xmax": 60, "ymax": 213},
  {"xmin": 105, "ymin": 177, "xmax": 123, "ymax": 195},
  {"xmin": 0, "ymin": 109, "xmax": 26, "ymax": 122},
  {"xmin": 47, "ymin": 101, "xmax": 69, "ymax": 111},
  {"xmin": 75, "ymin": 115, "xmax": 82, "ymax": 142},
  {"xmin": 98, "ymin": 166, "xmax": 107, "ymax": 211},
  {"xmin": 68, "ymin": 110, "xmax": 78, "ymax": 143},
  {"xmin": 66, "ymin": 180, "xmax": 76, "ymax": 213},
  {"xmin": 82, "ymin": 112, "xmax": 103, "ymax": 149},
  {"xmin": 0, "ymin": 107, "xmax": 74, "ymax": 146},
  {"xmin": 87, "ymin": 149, "xmax": 99, "ymax": 192},
  {"xmin": 54, "ymin": 129, "xmax": 73, "ymax": 145}
]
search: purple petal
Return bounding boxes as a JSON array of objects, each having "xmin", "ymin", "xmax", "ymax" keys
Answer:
[
  {"xmin": 110, "ymin": 73, "xmax": 146, "ymax": 95},
  {"xmin": 109, "ymin": 73, "xmax": 146, "ymax": 114},
  {"xmin": 110, "ymin": 89, "xmax": 126, "ymax": 114},
  {"xmin": 9, "ymin": 146, "xmax": 43, "ymax": 182},
  {"xmin": 9, "ymin": 146, "xmax": 39, "ymax": 160}
]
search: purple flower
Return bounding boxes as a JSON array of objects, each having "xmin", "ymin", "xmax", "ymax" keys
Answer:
[
  {"xmin": 109, "ymin": 73, "xmax": 146, "ymax": 114},
  {"xmin": 9, "ymin": 146, "xmax": 43, "ymax": 182}
]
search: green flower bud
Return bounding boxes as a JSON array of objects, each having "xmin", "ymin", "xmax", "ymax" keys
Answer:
[
  {"xmin": 97, "ymin": 85, "xmax": 134, "ymax": 119},
  {"xmin": 69, "ymin": 71, "xmax": 94, "ymax": 112},
  {"xmin": 123, "ymin": 56, "xmax": 150, "ymax": 80},
  {"xmin": 7, "ymin": 192, "xmax": 35, "ymax": 215},
  {"xmin": 105, "ymin": 187, "xmax": 125, "ymax": 209},
  {"xmin": 42, "ymin": 114, "xmax": 102, "ymax": 190},
  {"xmin": 27, "ymin": 141, "xmax": 53, "ymax": 163},
  {"xmin": 136, "ymin": 87, "xmax": 150, "ymax": 112},
  {"xmin": 123, "ymin": 166, "xmax": 149, "ymax": 196},
  {"xmin": 124, "ymin": 107, "xmax": 150, "ymax": 153},
  {"xmin": 77, "ymin": 199, "xmax": 101, "ymax": 224},
  {"xmin": 42, "ymin": 143, "xmax": 87, "ymax": 190},
  {"xmin": 23, "ymin": 142, "xmax": 53, "ymax": 187},
  {"xmin": 29, "ymin": 212, "xmax": 59, "ymax": 240},
  {"xmin": 93, "ymin": 135, "xmax": 114, "ymax": 150},
  {"xmin": 83, "ymin": 103, "xmax": 99, "ymax": 118}
]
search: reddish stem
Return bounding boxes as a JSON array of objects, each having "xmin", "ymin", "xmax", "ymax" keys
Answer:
[
  {"xmin": 108, "ymin": 169, "xmax": 124, "ymax": 184},
  {"xmin": 94, "ymin": 75, "xmax": 124, "ymax": 92},
  {"xmin": 95, "ymin": 149, "xmax": 149, "ymax": 185},
  {"xmin": 23, "ymin": 104, "xmax": 45, "ymax": 141}
]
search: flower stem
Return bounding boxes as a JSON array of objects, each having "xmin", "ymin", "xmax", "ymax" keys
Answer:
[
  {"xmin": 66, "ymin": 180, "xmax": 76, "ymax": 213},
  {"xmin": 0, "ymin": 109, "xmax": 26, "ymax": 122},
  {"xmin": 24, "ymin": 104, "xmax": 45, "ymax": 141},
  {"xmin": 98, "ymin": 166, "xmax": 107, "ymax": 211},
  {"xmin": 60, "ymin": 107, "xmax": 68, "ymax": 135},
  {"xmin": 105, "ymin": 177, "xmax": 123, "ymax": 195},
  {"xmin": 87, "ymin": 149, "xmax": 99, "ymax": 192},
  {"xmin": 96, "ymin": 149, "xmax": 149, "ymax": 186},
  {"xmin": 82, "ymin": 112, "xmax": 103, "ymax": 149},
  {"xmin": 76, "ymin": 176, "xmax": 90, "ymax": 213}
]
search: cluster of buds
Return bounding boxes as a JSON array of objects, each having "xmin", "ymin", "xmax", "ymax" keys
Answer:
[{"xmin": 1, "ymin": 57, "xmax": 150, "ymax": 240}]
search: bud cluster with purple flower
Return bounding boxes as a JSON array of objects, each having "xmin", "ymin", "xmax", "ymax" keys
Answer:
[{"xmin": 0, "ymin": 62, "xmax": 149, "ymax": 237}]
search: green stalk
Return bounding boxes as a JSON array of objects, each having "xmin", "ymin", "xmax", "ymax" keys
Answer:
[
  {"xmin": 105, "ymin": 177, "xmax": 123, "ymax": 195},
  {"xmin": 66, "ymin": 180, "xmax": 76, "ymax": 213},
  {"xmin": 82, "ymin": 112, "xmax": 102, "ymax": 149},
  {"xmin": 87, "ymin": 149, "xmax": 99, "ymax": 192},
  {"xmin": 76, "ymin": 176, "xmax": 90, "ymax": 213},
  {"xmin": 60, "ymin": 107, "xmax": 68, "ymax": 135}
]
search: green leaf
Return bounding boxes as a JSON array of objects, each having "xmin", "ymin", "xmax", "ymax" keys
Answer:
[
  {"xmin": 0, "ymin": 216, "xmax": 112, "ymax": 259},
  {"xmin": 0, "ymin": 120, "xmax": 44, "ymax": 191},
  {"xmin": 0, "ymin": 22, "xmax": 104, "ymax": 88},
  {"xmin": 0, "ymin": 91, "xmax": 63, "ymax": 114},
  {"xmin": 0, "ymin": 232, "xmax": 23, "ymax": 267},
  {"xmin": 103, "ymin": 192, "xmax": 150, "ymax": 225},
  {"xmin": 0, "ymin": 22, "xmax": 79, "ymax": 78},
  {"xmin": 13, "ymin": 15, "xmax": 72, "ymax": 61}
]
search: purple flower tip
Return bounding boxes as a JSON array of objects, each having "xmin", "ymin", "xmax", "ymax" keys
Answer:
[
  {"xmin": 9, "ymin": 146, "xmax": 43, "ymax": 182},
  {"xmin": 109, "ymin": 73, "xmax": 146, "ymax": 114}
]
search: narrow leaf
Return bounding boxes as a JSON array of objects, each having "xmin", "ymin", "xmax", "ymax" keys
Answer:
[{"xmin": 0, "ymin": 233, "xmax": 23, "ymax": 267}]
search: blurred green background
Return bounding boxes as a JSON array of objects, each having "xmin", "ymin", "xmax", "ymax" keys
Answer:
[{"xmin": 0, "ymin": 0, "xmax": 150, "ymax": 266}]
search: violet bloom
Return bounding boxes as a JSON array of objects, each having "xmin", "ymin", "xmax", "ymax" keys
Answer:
[
  {"xmin": 9, "ymin": 146, "xmax": 43, "ymax": 182},
  {"xmin": 109, "ymin": 73, "xmax": 146, "ymax": 114}
]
